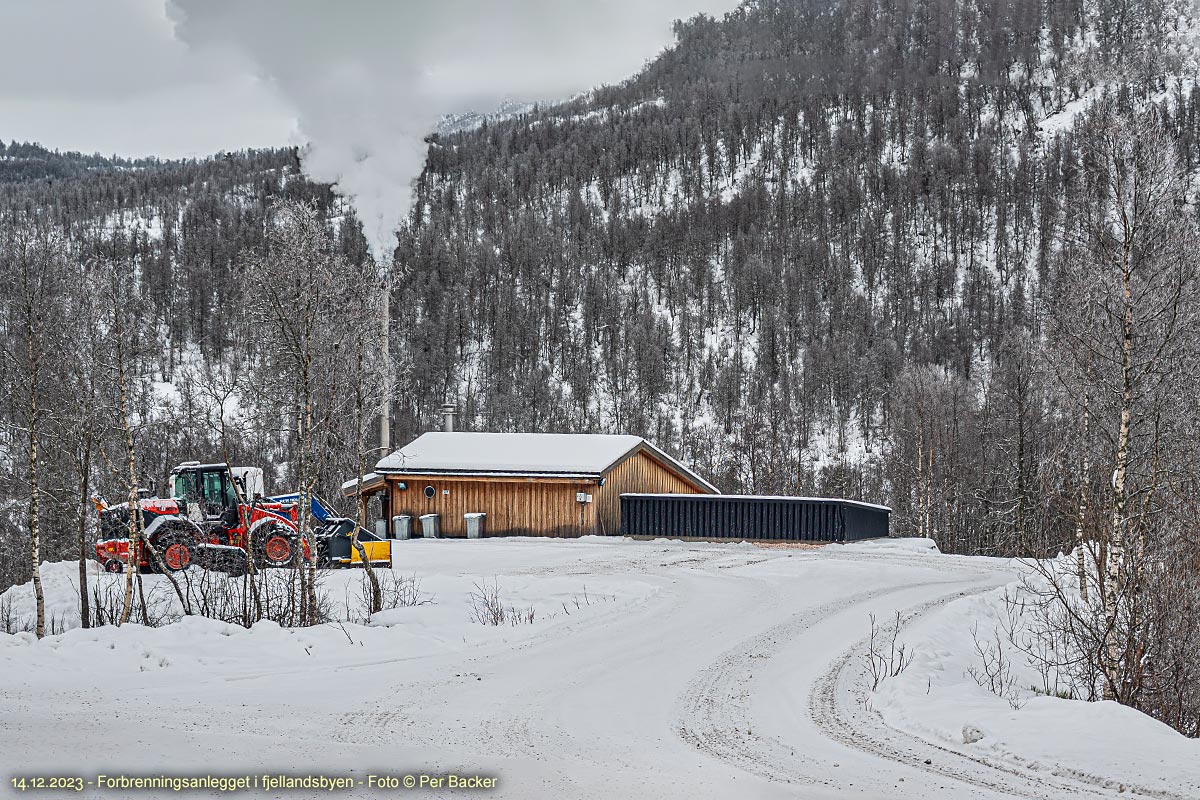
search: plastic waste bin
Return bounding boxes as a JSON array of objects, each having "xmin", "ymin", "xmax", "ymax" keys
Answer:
[
  {"xmin": 464, "ymin": 512, "xmax": 486, "ymax": 539},
  {"xmin": 374, "ymin": 519, "xmax": 387, "ymax": 539},
  {"xmin": 419, "ymin": 513, "xmax": 440, "ymax": 539},
  {"xmin": 391, "ymin": 514, "xmax": 411, "ymax": 540}
]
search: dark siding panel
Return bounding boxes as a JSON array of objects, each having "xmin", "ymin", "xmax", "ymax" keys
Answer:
[{"xmin": 620, "ymin": 495, "xmax": 889, "ymax": 542}]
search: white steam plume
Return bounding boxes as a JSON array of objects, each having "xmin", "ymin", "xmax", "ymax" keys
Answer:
[{"xmin": 168, "ymin": 0, "xmax": 740, "ymax": 259}]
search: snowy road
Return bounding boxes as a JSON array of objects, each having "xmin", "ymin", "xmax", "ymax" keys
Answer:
[{"xmin": 1, "ymin": 538, "xmax": 1183, "ymax": 799}]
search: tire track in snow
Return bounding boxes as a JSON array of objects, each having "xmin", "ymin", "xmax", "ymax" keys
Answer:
[
  {"xmin": 812, "ymin": 597, "xmax": 1197, "ymax": 800},
  {"xmin": 674, "ymin": 579, "xmax": 984, "ymax": 789},
  {"xmin": 674, "ymin": 575, "xmax": 1132, "ymax": 798}
]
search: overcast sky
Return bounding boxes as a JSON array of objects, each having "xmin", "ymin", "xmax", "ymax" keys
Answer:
[
  {"xmin": 0, "ymin": 0, "xmax": 738, "ymax": 160},
  {"xmin": 0, "ymin": 0, "xmax": 292, "ymax": 157}
]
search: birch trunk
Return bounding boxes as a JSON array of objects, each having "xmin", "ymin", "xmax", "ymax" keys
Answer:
[
  {"xmin": 112, "ymin": 286, "xmax": 144, "ymax": 626},
  {"xmin": 916, "ymin": 434, "xmax": 926, "ymax": 538},
  {"xmin": 297, "ymin": 344, "xmax": 318, "ymax": 626},
  {"xmin": 27, "ymin": 336, "xmax": 45, "ymax": 639},
  {"xmin": 1077, "ymin": 393, "xmax": 1090, "ymax": 602},
  {"xmin": 77, "ymin": 440, "xmax": 92, "ymax": 628},
  {"xmin": 1103, "ymin": 238, "xmax": 1135, "ymax": 702},
  {"xmin": 21, "ymin": 246, "xmax": 46, "ymax": 639},
  {"xmin": 354, "ymin": 340, "xmax": 382, "ymax": 614},
  {"xmin": 118, "ymin": 379, "xmax": 142, "ymax": 626}
]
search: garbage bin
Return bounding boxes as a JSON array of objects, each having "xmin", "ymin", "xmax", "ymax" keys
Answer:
[
  {"xmin": 419, "ymin": 513, "xmax": 440, "ymax": 539},
  {"xmin": 391, "ymin": 514, "xmax": 412, "ymax": 540},
  {"xmin": 374, "ymin": 519, "xmax": 387, "ymax": 539},
  {"xmin": 464, "ymin": 512, "xmax": 486, "ymax": 539}
]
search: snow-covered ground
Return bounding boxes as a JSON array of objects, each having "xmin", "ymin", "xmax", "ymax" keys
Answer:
[
  {"xmin": 871, "ymin": 585, "xmax": 1200, "ymax": 798},
  {"xmin": 1, "ymin": 536, "xmax": 1196, "ymax": 799}
]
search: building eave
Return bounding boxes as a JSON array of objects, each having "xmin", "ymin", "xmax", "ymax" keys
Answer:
[
  {"xmin": 340, "ymin": 471, "xmax": 387, "ymax": 497},
  {"xmin": 377, "ymin": 468, "xmax": 602, "ymax": 482}
]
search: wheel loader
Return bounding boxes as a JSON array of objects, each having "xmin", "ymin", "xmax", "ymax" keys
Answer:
[{"xmin": 93, "ymin": 462, "xmax": 392, "ymax": 574}]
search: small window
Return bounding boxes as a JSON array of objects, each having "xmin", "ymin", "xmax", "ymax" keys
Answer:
[
  {"xmin": 202, "ymin": 470, "xmax": 232, "ymax": 507},
  {"xmin": 424, "ymin": 485, "xmax": 436, "ymax": 499},
  {"xmin": 174, "ymin": 471, "xmax": 202, "ymax": 502}
]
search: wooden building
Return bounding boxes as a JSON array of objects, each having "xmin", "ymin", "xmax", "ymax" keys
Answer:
[{"xmin": 344, "ymin": 432, "xmax": 717, "ymax": 538}]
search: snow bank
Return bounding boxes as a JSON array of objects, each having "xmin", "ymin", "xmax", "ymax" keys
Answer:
[
  {"xmin": 845, "ymin": 536, "xmax": 940, "ymax": 555},
  {"xmin": 870, "ymin": 581, "xmax": 1200, "ymax": 797},
  {"xmin": 0, "ymin": 539, "xmax": 660, "ymax": 674}
]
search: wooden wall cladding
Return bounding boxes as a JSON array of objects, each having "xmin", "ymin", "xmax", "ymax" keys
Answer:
[
  {"xmin": 389, "ymin": 475, "xmax": 596, "ymax": 538},
  {"xmin": 596, "ymin": 449, "xmax": 705, "ymax": 535},
  {"xmin": 385, "ymin": 447, "xmax": 705, "ymax": 538}
]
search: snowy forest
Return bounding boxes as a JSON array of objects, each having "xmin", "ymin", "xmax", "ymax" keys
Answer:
[{"xmin": 2, "ymin": 0, "xmax": 1200, "ymax": 734}]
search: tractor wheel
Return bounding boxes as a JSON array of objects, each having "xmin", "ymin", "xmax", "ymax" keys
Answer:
[
  {"xmin": 253, "ymin": 524, "xmax": 298, "ymax": 569},
  {"xmin": 103, "ymin": 559, "xmax": 124, "ymax": 574},
  {"xmin": 152, "ymin": 529, "xmax": 197, "ymax": 572}
]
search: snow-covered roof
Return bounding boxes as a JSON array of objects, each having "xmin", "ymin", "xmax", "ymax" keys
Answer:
[
  {"xmin": 377, "ymin": 432, "xmax": 640, "ymax": 475},
  {"xmin": 374, "ymin": 432, "xmax": 717, "ymax": 492},
  {"xmin": 340, "ymin": 471, "xmax": 384, "ymax": 494}
]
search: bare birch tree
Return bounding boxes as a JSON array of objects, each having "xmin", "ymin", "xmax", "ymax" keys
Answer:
[
  {"xmin": 106, "ymin": 258, "xmax": 147, "ymax": 626},
  {"xmin": 246, "ymin": 200, "xmax": 373, "ymax": 625},
  {"xmin": 61, "ymin": 256, "xmax": 110, "ymax": 628},
  {"xmin": 1050, "ymin": 104, "xmax": 1200, "ymax": 702},
  {"xmin": 2, "ymin": 223, "xmax": 70, "ymax": 637},
  {"xmin": 348, "ymin": 268, "xmax": 394, "ymax": 615}
]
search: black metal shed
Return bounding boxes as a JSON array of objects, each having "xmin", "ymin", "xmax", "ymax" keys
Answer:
[{"xmin": 619, "ymin": 494, "xmax": 890, "ymax": 542}]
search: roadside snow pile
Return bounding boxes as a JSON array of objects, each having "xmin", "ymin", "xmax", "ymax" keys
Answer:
[
  {"xmin": 846, "ymin": 536, "xmax": 940, "ymax": 555},
  {"xmin": 869, "ymin": 576, "xmax": 1200, "ymax": 797}
]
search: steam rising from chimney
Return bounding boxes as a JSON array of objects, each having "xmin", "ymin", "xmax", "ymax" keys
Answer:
[{"xmin": 167, "ymin": 0, "xmax": 740, "ymax": 261}]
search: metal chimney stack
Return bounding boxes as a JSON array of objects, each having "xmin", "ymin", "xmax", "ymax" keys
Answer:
[{"xmin": 440, "ymin": 403, "xmax": 457, "ymax": 433}]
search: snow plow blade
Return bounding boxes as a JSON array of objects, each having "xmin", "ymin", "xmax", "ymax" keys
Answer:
[
  {"xmin": 316, "ymin": 518, "xmax": 392, "ymax": 568},
  {"xmin": 195, "ymin": 543, "xmax": 250, "ymax": 576}
]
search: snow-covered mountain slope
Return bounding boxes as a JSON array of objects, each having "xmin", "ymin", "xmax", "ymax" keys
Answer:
[
  {"xmin": 3, "ymin": 538, "xmax": 1194, "ymax": 798},
  {"xmin": 396, "ymin": 0, "xmax": 1200, "ymax": 548}
]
